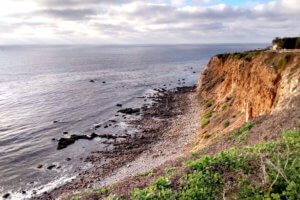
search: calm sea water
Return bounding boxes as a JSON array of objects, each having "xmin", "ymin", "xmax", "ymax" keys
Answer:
[{"xmin": 0, "ymin": 44, "xmax": 265, "ymax": 198}]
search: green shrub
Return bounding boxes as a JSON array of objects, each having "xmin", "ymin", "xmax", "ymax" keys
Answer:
[
  {"xmin": 204, "ymin": 134, "xmax": 211, "ymax": 139},
  {"xmin": 227, "ymin": 122, "xmax": 255, "ymax": 140},
  {"xmin": 202, "ymin": 111, "xmax": 213, "ymax": 119},
  {"xmin": 216, "ymin": 53, "xmax": 230, "ymax": 59},
  {"xmin": 130, "ymin": 128, "xmax": 300, "ymax": 200},
  {"xmin": 94, "ymin": 188, "xmax": 109, "ymax": 195},
  {"xmin": 222, "ymin": 104, "xmax": 228, "ymax": 111},
  {"xmin": 201, "ymin": 120, "xmax": 210, "ymax": 128},
  {"xmin": 164, "ymin": 167, "xmax": 176, "ymax": 173},
  {"xmin": 71, "ymin": 197, "xmax": 82, "ymax": 200},
  {"xmin": 233, "ymin": 50, "xmax": 262, "ymax": 62},
  {"xmin": 190, "ymin": 152, "xmax": 198, "ymax": 157},
  {"xmin": 224, "ymin": 121, "xmax": 230, "ymax": 128},
  {"xmin": 133, "ymin": 170, "xmax": 153, "ymax": 177},
  {"xmin": 204, "ymin": 102, "xmax": 213, "ymax": 108}
]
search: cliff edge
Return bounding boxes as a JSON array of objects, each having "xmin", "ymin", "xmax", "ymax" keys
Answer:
[{"xmin": 194, "ymin": 50, "xmax": 300, "ymax": 151}]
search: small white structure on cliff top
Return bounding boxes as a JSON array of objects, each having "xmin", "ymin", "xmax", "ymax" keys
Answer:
[{"xmin": 272, "ymin": 44, "xmax": 281, "ymax": 51}]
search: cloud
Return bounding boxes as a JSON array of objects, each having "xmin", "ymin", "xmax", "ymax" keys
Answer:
[
  {"xmin": 0, "ymin": 0, "xmax": 299, "ymax": 44},
  {"xmin": 35, "ymin": 8, "xmax": 96, "ymax": 20},
  {"xmin": 170, "ymin": 0, "xmax": 187, "ymax": 6}
]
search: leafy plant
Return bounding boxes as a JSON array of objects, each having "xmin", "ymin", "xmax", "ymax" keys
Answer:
[
  {"xmin": 129, "ymin": 128, "xmax": 300, "ymax": 200},
  {"xmin": 227, "ymin": 122, "xmax": 255, "ymax": 140},
  {"xmin": 71, "ymin": 197, "xmax": 82, "ymax": 200},
  {"xmin": 94, "ymin": 188, "xmax": 109, "ymax": 195},
  {"xmin": 201, "ymin": 120, "xmax": 210, "ymax": 128},
  {"xmin": 202, "ymin": 111, "xmax": 213, "ymax": 119},
  {"xmin": 224, "ymin": 121, "xmax": 230, "ymax": 128},
  {"xmin": 222, "ymin": 104, "xmax": 228, "ymax": 111},
  {"xmin": 204, "ymin": 134, "xmax": 211, "ymax": 139},
  {"xmin": 204, "ymin": 102, "xmax": 213, "ymax": 108},
  {"xmin": 164, "ymin": 167, "xmax": 176, "ymax": 173},
  {"xmin": 133, "ymin": 170, "xmax": 153, "ymax": 177},
  {"xmin": 233, "ymin": 50, "xmax": 262, "ymax": 61}
]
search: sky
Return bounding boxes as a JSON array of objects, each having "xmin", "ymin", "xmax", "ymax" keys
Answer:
[{"xmin": 0, "ymin": 0, "xmax": 299, "ymax": 45}]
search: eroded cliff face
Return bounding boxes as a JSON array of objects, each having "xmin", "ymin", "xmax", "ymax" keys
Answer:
[
  {"xmin": 197, "ymin": 51, "xmax": 299, "ymax": 121},
  {"xmin": 193, "ymin": 51, "xmax": 300, "ymax": 151}
]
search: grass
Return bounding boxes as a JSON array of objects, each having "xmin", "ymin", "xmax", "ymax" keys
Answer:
[
  {"xmin": 216, "ymin": 53, "xmax": 230, "ymax": 59},
  {"xmin": 227, "ymin": 122, "xmax": 255, "ymax": 141},
  {"xmin": 202, "ymin": 111, "xmax": 213, "ymax": 119},
  {"xmin": 233, "ymin": 50, "xmax": 263, "ymax": 62},
  {"xmin": 85, "ymin": 188, "xmax": 110, "ymax": 195},
  {"xmin": 275, "ymin": 54, "xmax": 291, "ymax": 71},
  {"xmin": 201, "ymin": 120, "xmax": 210, "ymax": 128},
  {"xmin": 133, "ymin": 170, "xmax": 153, "ymax": 177},
  {"xmin": 126, "ymin": 128, "xmax": 300, "ymax": 200}
]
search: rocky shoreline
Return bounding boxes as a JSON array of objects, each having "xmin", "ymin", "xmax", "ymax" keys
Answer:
[{"xmin": 31, "ymin": 85, "xmax": 196, "ymax": 200}]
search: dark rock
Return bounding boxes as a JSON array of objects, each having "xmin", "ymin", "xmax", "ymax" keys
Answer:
[
  {"xmin": 90, "ymin": 133, "xmax": 98, "ymax": 139},
  {"xmin": 22, "ymin": 191, "xmax": 26, "ymax": 194},
  {"xmin": 94, "ymin": 124, "xmax": 101, "ymax": 129},
  {"xmin": 104, "ymin": 125, "xmax": 108, "ymax": 128},
  {"xmin": 52, "ymin": 138, "xmax": 56, "ymax": 141},
  {"xmin": 193, "ymin": 71, "xmax": 196, "ymax": 73},
  {"xmin": 102, "ymin": 81, "xmax": 106, "ymax": 84},
  {"xmin": 57, "ymin": 133, "xmax": 99, "ymax": 150},
  {"xmin": 90, "ymin": 80, "xmax": 95, "ymax": 83},
  {"xmin": 47, "ymin": 164, "xmax": 56, "ymax": 170},
  {"xmin": 37, "ymin": 164, "xmax": 43, "ymax": 168},
  {"xmin": 65, "ymin": 158, "xmax": 71, "ymax": 161},
  {"xmin": 109, "ymin": 120, "xmax": 117, "ymax": 123},
  {"xmin": 116, "ymin": 104, "xmax": 122, "ymax": 107},
  {"xmin": 53, "ymin": 120, "xmax": 58, "ymax": 123},
  {"xmin": 2, "ymin": 193, "xmax": 10, "ymax": 199},
  {"xmin": 63, "ymin": 131, "xmax": 68, "ymax": 135},
  {"xmin": 57, "ymin": 138, "xmax": 75, "ymax": 150},
  {"xmin": 117, "ymin": 108, "xmax": 140, "ymax": 114}
]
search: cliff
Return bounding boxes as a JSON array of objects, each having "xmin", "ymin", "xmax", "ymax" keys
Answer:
[{"xmin": 194, "ymin": 50, "xmax": 300, "ymax": 151}]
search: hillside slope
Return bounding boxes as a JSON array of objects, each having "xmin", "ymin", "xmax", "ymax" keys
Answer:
[{"xmin": 194, "ymin": 50, "xmax": 300, "ymax": 152}]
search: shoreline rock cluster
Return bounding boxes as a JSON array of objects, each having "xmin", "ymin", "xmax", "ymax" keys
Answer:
[{"xmin": 32, "ymin": 85, "xmax": 195, "ymax": 199}]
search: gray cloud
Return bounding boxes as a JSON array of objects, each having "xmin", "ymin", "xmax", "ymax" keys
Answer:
[
  {"xmin": 35, "ymin": 8, "xmax": 96, "ymax": 20},
  {"xmin": 0, "ymin": 0, "xmax": 299, "ymax": 44},
  {"xmin": 36, "ymin": 0, "xmax": 138, "ymax": 7}
]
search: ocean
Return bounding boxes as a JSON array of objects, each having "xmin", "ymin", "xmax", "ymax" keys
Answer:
[{"xmin": 0, "ymin": 44, "xmax": 265, "ymax": 198}]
